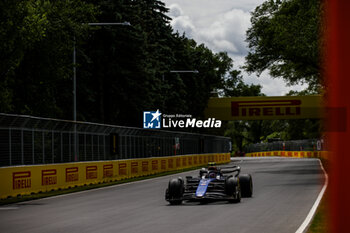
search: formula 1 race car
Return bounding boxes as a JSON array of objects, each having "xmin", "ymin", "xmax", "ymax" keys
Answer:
[{"xmin": 165, "ymin": 163, "xmax": 253, "ymax": 205}]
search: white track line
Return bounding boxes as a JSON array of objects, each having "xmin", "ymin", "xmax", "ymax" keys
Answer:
[
  {"xmin": 295, "ymin": 159, "xmax": 328, "ymax": 233},
  {"xmin": 0, "ymin": 207, "xmax": 19, "ymax": 210}
]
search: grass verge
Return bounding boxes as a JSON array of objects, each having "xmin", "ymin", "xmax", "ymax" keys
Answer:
[
  {"xmin": 306, "ymin": 189, "xmax": 329, "ymax": 233},
  {"xmin": 0, "ymin": 165, "xmax": 204, "ymax": 206},
  {"xmin": 306, "ymin": 158, "xmax": 330, "ymax": 233}
]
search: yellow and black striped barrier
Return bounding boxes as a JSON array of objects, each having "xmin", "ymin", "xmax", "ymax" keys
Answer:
[
  {"xmin": 245, "ymin": 151, "xmax": 329, "ymax": 160},
  {"xmin": 0, "ymin": 153, "xmax": 230, "ymax": 199}
]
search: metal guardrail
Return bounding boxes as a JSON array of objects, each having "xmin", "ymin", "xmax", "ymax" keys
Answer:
[
  {"xmin": 0, "ymin": 113, "xmax": 230, "ymax": 167},
  {"xmin": 244, "ymin": 139, "xmax": 324, "ymax": 153}
]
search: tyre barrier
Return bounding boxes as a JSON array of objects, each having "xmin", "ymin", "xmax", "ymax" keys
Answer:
[{"xmin": 0, "ymin": 153, "xmax": 230, "ymax": 199}]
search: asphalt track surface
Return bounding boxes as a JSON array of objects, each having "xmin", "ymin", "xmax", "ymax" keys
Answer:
[{"xmin": 0, "ymin": 157, "xmax": 325, "ymax": 233}]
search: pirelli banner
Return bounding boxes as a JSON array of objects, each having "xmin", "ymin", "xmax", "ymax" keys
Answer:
[
  {"xmin": 0, "ymin": 153, "xmax": 230, "ymax": 199},
  {"xmin": 205, "ymin": 95, "xmax": 322, "ymax": 120}
]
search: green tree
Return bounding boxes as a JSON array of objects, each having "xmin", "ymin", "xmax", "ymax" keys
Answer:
[
  {"xmin": 221, "ymin": 64, "xmax": 265, "ymax": 151},
  {"xmin": 166, "ymin": 39, "xmax": 229, "ymax": 118},
  {"xmin": 79, "ymin": 0, "xmax": 233, "ymax": 126},
  {"xmin": 245, "ymin": 0, "xmax": 323, "ymax": 91},
  {"xmin": 1, "ymin": 0, "xmax": 96, "ymax": 117},
  {"xmin": 0, "ymin": 0, "xmax": 247, "ymax": 129},
  {"xmin": 78, "ymin": 0, "xmax": 179, "ymax": 125},
  {"xmin": 0, "ymin": 0, "xmax": 49, "ymax": 112},
  {"xmin": 221, "ymin": 69, "xmax": 263, "ymax": 97}
]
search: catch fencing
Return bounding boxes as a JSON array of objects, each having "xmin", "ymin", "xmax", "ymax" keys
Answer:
[
  {"xmin": 244, "ymin": 139, "xmax": 325, "ymax": 153},
  {"xmin": 0, "ymin": 113, "xmax": 230, "ymax": 167}
]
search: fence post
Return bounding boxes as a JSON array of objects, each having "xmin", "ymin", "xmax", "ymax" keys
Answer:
[
  {"xmin": 21, "ymin": 130, "xmax": 24, "ymax": 164},
  {"xmin": 52, "ymin": 131, "xmax": 54, "ymax": 163},
  {"xmin": 91, "ymin": 134, "xmax": 94, "ymax": 161},
  {"xmin": 97, "ymin": 135, "xmax": 100, "ymax": 160},
  {"xmin": 69, "ymin": 133, "xmax": 71, "ymax": 162},
  {"xmin": 61, "ymin": 132, "xmax": 63, "ymax": 162},
  {"xmin": 103, "ymin": 135, "xmax": 106, "ymax": 160},
  {"xmin": 141, "ymin": 136, "xmax": 144, "ymax": 158},
  {"xmin": 77, "ymin": 131, "xmax": 79, "ymax": 161},
  {"xmin": 133, "ymin": 136, "xmax": 136, "ymax": 158},
  {"xmin": 125, "ymin": 136, "xmax": 127, "ymax": 159},
  {"xmin": 9, "ymin": 128, "xmax": 12, "ymax": 166},
  {"xmin": 84, "ymin": 133, "xmax": 87, "ymax": 161},
  {"xmin": 74, "ymin": 124, "xmax": 77, "ymax": 162},
  {"xmin": 119, "ymin": 135, "xmax": 122, "ymax": 160},
  {"xmin": 32, "ymin": 130, "xmax": 34, "ymax": 164},
  {"xmin": 42, "ymin": 131, "xmax": 45, "ymax": 163}
]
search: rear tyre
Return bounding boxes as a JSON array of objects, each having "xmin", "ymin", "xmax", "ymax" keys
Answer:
[
  {"xmin": 167, "ymin": 178, "xmax": 184, "ymax": 205},
  {"xmin": 239, "ymin": 174, "xmax": 253, "ymax": 197}
]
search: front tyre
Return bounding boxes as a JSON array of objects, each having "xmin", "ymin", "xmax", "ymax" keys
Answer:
[
  {"xmin": 167, "ymin": 178, "xmax": 184, "ymax": 205},
  {"xmin": 169, "ymin": 200, "xmax": 183, "ymax": 205}
]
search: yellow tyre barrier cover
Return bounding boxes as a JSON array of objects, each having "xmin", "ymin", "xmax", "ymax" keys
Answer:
[
  {"xmin": 0, "ymin": 153, "xmax": 230, "ymax": 199},
  {"xmin": 245, "ymin": 151, "xmax": 329, "ymax": 159}
]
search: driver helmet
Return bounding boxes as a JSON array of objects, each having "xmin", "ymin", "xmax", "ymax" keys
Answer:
[{"xmin": 208, "ymin": 162, "xmax": 216, "ymax": 167}]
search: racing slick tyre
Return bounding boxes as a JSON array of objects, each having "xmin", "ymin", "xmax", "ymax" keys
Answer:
[
  {"xmin": 167, "ymin": 178, "xmax": 184, "ymax": 205},
  {"xmin": 225, "ymin": 177, "xmax": 241, "ymax": 203},
  {"xmin": 239, "ymin": 174, "xmax": 253, "ymax": 198}
]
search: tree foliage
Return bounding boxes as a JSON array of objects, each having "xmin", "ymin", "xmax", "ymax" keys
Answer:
[
  {"xmin": 1, "ymin": 0, "xmax": 322, "ymax": 146},
  {"xmin": 0, "ymin": 0, "xmax": 96, "ymax": 116},
  {"xmin": 0, "ymin": 0, "xmax": 241, "ymax": 128},
  {"xmin": 221, "ymin": 61, "xmax": 265, "ymax": 151},
  {"xmin": 245, "ymin": 0, "xmax": 323, "ymax": 91}
]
